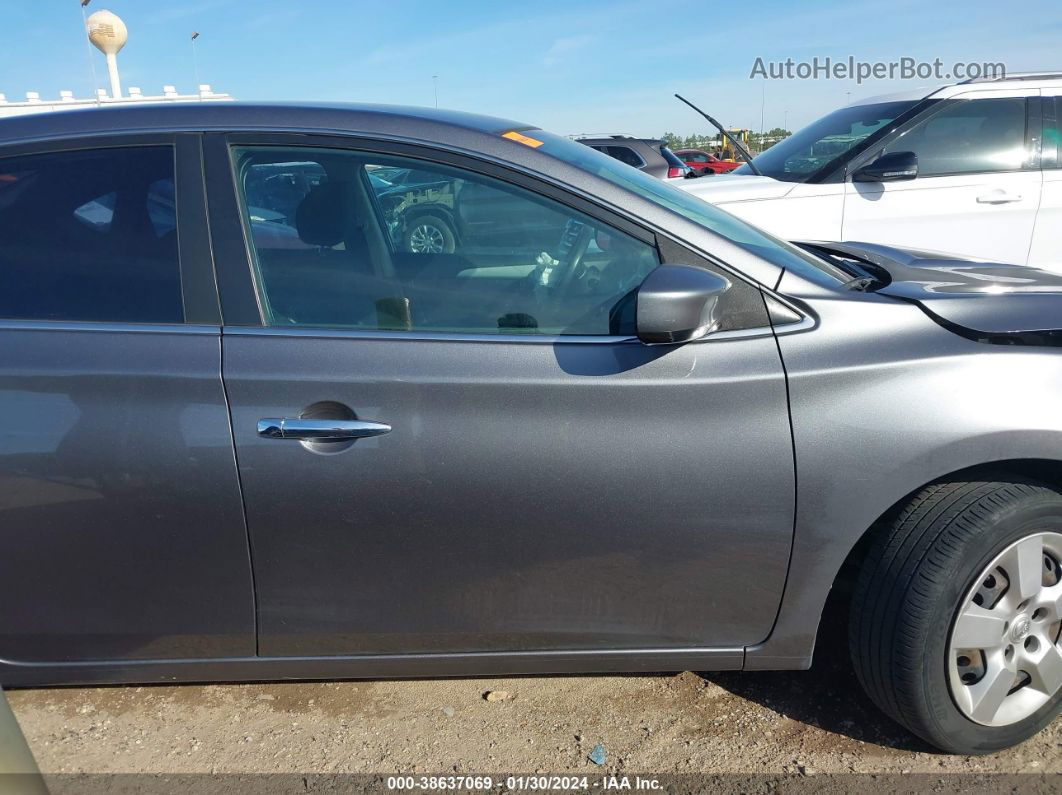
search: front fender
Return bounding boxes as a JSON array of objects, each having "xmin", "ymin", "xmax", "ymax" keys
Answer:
[{"xmin": 748, "ymin": 289, "xmax": 1062, "ymax": 669}]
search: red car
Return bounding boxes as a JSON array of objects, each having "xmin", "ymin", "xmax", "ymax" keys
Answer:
[{"xmin": 674, "ymin": 149, "xmax": 741, "ymax": 175}]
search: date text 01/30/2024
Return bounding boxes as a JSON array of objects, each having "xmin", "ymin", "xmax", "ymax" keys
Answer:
[{"xmin": 385, "ymin": 775, "xmax": 664, "ymax": 790}]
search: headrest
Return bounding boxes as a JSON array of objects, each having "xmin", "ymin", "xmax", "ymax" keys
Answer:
[{"xmin": 295, "ymin": 181, "xmax": 351, "ymax": 247}]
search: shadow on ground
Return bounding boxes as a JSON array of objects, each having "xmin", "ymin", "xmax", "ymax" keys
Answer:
[{"xmin": 700, "ymin": 596, "xmax": 937, "ymax": 754}]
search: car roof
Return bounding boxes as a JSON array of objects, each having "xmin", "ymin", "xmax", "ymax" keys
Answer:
[
  {"xmin": 576, "ymin": 136, "xmax": 663, "ymax": 147},
  {"xmin": 849, "ymin": 86, "xmax": 945, "ymax": 106},
  {"xmin": 851, "ymin": 71, "xmax": 1062, "ymax": 107},
  {"xmin": 0, "ymin": 102, "xmax": 535, "ymax": 147}
]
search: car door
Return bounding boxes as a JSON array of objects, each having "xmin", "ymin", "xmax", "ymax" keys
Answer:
[
  {"xmin": 842, "ymin": 91, "xmax": 1043, "ymax": 264},
  {"xmin": 207, "ymin": 134, "xmax": 794, "ymax": 660},
  {"xmin": 1029, "ymin": 92, "xmax": 1062, "ymax": 272},
  {"xmin": 0, "ymin": 136, "xmax": 255, "ymax": 665}
]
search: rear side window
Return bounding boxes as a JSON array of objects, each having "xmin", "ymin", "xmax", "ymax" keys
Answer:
[
  {"xmin": 595, "ymin": 146, "xmax": 645, "ymax": 169},
  {"xmin": 0, "ymin": 146, "xmax": 183, "ymax": 323}
]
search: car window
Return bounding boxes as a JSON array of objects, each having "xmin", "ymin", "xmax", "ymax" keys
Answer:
[
  {"xmin": 0, "ymin": 146, "xmax": 183, "ymax": 323},
  {"xmin": 232, "ymin": 146, "xmax": 661, "ymax": 335},
  {"xmin": 883, "ymin": 97, "xmax": 1029, "ymax": 176},
  {"xmin": 147, "ymin": 178, "xmax": 177, "ymax": 238},
  {"xmin": 533, "ymin": 130, "xmax": 849, "ymax": 282},
  {"xmin": 1044, "ymin": 97, "xmax": 1060, "ymax": 169},
  {"xmin": 741, "ymin": 100, "xmax": 918, "ymax": 182},
  {"xmin": 599, "ymin": 146, "xmax": 645, "ymax": 168}
]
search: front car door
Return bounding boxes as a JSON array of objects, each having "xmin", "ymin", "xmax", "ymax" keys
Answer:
[
  {"xmin": 207, "ymin": 134, "xmax": 795, "ymax": 662},
  {"xmin": 0, "ymin": 136, "xmax": 255, "ymax": 671},
  {"xmin": 843, "ymin": 90, "xmax": 1043, "ymax": 264}
]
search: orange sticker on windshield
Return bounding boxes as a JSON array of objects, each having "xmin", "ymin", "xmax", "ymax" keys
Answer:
[{"xmin": 502, "ymin": 131, "xmax": 544, "ymax": 148}]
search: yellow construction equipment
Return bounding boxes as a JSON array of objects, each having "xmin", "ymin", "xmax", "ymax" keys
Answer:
[{"xmin": 716, "ymin": 128, "xmax": 752, "ymax": 162}]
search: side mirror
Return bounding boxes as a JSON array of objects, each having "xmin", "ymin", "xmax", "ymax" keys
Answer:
[
  {"xmin": 852, "ymin": 151, "xmax": 918, "ymax": 182},
  {"xmin": 636, "ymin": 265, "xmax": 730, "ymax": 345}
]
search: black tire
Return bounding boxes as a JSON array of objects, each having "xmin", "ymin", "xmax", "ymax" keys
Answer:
[
  {"xmin": 849, "ymin": 478, "xmax": 1062, "ymax": 753},
  {"xmin": 403, "ymin": 214, "xmax": 455, "ymax": 254}
]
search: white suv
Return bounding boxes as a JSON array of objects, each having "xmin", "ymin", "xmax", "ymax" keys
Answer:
[{"xmin": 681, "ymin": 72, "xmax": 1062, "ymax": 271}]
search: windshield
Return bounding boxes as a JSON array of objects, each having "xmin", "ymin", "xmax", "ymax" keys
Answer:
[
  {"xmin": 736, "ymin": 100, "xmax": 918, "ymax": 182},
  {"xmin": 532, "ymin": 130, "xmax": 844, "ymax": 281}
]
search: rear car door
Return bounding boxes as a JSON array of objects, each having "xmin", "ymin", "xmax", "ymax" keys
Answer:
[
  {"xmin": 208, "ymin": 134, "xmax": 795, "ymax": 660},
  {"xmin": 843, "ymin": 91, "xmax": 1043, "ymax": 264},
  {"xmin": 0, "ymin": 136, "xmax": 255, "ymax": 668}
]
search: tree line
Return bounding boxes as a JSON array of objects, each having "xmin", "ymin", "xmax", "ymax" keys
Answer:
[{"xmin": 661, "ymin": 128, "xmax": 792, "ymax": 153}]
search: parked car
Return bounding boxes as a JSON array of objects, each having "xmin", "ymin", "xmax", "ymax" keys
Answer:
[
  {"xmin": 575, "ymin": 135, "xmax": 693, "ymax": 180},
  {"xmin": 2, "ymin": 103, "xmax": 1062, "ymax": 755},
  {"xmin": 674, "ymin": 148, "xmax": 741, "ymax": 175},
  {"xmin": 681, "ymin": 71, "xmax": 1062, "ymax": 271},
  {"xmin": 365, "ymin": 166, "xmax": 570, "ymax": 255}
]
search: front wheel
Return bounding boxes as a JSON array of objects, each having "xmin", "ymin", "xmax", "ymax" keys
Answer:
[
  {"xmin": 849, "ymin": 479, "xmax": 1062, "ymax": 753},
  {"xmin": 404, "ymin": 214, "xmax": 455, "ymax": 254}
]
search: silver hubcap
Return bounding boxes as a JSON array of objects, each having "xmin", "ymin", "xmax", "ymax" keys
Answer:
[
  {"xmin": 948, "ymin": 532, "xmax": 1062, "ymax": 726},
  {"xmin": 408, "ymin": 223, "xmax": 445, "ymax": 253}
]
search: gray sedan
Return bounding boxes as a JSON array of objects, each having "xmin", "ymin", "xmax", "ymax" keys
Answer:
[{"xmin": 0, "ymin": 103, "xmax": 1060, "ymax": 755}]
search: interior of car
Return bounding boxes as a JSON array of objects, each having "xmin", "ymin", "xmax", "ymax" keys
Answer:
[{"xmin": 234, "ymin": 147, "xmax": 660, "ymax": 336}]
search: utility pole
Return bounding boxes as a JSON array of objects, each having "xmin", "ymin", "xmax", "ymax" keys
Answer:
[{"xmin": 432, "ymin": 75, "xmax": 439, "ymax": 108}]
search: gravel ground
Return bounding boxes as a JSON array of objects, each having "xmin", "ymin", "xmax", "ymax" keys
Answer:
[{"xmin": 7, "ymin": 640, "xmax": 1062, "ymax": 781}]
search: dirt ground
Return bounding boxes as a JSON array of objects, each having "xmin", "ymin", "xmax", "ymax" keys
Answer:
[{"xmin": 8, "ymin": 640, "xmax": 1062, "ymax": 781}]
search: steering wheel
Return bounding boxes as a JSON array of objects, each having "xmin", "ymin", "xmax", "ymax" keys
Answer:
[{"xmin": 552, "ymin": 221, "xmax": 595, "ymax": 296}]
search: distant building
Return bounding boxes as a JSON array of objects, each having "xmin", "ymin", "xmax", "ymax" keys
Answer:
[{"xmin": 0, "ymin": 84, "xmax": 235, "ymax": 119}]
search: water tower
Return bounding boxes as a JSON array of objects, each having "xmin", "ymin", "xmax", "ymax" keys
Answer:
[{"xmin": 86, "ymin": 9, "xmax": 128, "ymax": 99}]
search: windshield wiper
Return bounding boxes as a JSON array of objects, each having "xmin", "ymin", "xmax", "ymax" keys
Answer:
[
  {"xmin": 794, "ymin": 242, "xmax": 891, "ymax": 290},
  {"xmin": 674, "ymin": 94, "xmax": 763, "ymax": 177},
  {"xmin": 840, "ymin": 275, "xmax": 880, "ymax": 292}
]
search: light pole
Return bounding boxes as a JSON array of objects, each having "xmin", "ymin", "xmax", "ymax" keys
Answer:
[
  {"xmin": 79, "ymin": 0, "xmax": 101, "ymax": 106},
  {"xmin": 432, "ymin": 75, "xmax": 439, "ymax": 108},
  {"xmin": 191, "ymin": 31, "xmax": 201, "ymax": 98},
  {"xmin": 759, "ymin": 82, "xmax": 766, "ymax": 153}
]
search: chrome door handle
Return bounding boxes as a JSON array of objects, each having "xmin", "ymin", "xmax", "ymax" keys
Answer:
[
  {"xmin": 257, "ymin": 418, "xmax": 392, "ymax": 441},
  {"xmin": 976, "ymin": 191, "xmax": 1023, "ymax": 204}
]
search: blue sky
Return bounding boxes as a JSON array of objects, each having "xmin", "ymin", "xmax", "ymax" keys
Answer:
[{"xmin": 2, "ymin": 0, "xmax": 1061, "ymax": 137}]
